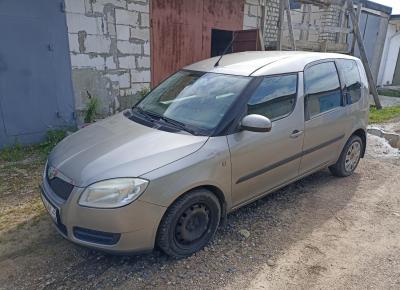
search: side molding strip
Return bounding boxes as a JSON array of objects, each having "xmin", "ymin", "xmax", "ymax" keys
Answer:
[{"xmin": 236, "ymin": 134, "xmax": 345, "ymax": 184}]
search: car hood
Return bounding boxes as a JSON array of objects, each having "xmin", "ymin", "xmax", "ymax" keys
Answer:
[{"xmin": 48, "ymin": 112, "xmax": 208, "ymax": 187}]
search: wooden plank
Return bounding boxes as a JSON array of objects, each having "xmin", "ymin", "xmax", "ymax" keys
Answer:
[
  {"xmin": 283, "ymin": 23, "xmax": 353, "ymax": 34},
  {"xmin": 347, "ymin": 0, "xmax": 382, "ymax": 109},
  {"xmin": 285, "ymin": 0, "xmax": 296, "ymax": 50},
  {"xmin": 277, "ymin": 0, "xmax": 285, "ymax": 50},
  {"xmin": 350, "ymin": 2, "xmax": 362, "ymax": 54}
]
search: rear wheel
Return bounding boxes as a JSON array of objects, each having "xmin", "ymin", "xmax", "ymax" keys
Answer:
[
  {"xmin": 329, "ymin": 135, "xmax": 363, "ymax": 177},
  {"xmin": 156, "ymin": 189, "xmax": 221, "ymax": 258}
]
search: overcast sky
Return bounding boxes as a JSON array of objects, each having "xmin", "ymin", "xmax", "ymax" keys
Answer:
[{"xmin": 370, "ymin": 0, "xmax": 400, "ymax": 14}]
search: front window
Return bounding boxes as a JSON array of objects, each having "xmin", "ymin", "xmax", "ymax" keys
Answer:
[
  {"xmin": 247, "ymin": 74, "xmax": 298, "ymax": 121},
  {"xmin": 136, "ymin": 70, "xmax": 251, "ymax": 134}
]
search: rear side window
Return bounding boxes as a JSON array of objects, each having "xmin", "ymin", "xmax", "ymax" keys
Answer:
[
  {"xmin": 304, "ymin": 62, "xmax": 342, "ymax": 119},
  {"xmin": 247, "ymin": 74, "xmax": 297, "ymax": 121},
  {"xmin": 337, "ymin": 59, "xmax": 362, "ymax": 104}
]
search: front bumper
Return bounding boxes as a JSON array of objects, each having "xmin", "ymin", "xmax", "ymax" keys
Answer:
[{"xmin": 40, "ymin": 177, "xmax": 166, "ymax": 253}]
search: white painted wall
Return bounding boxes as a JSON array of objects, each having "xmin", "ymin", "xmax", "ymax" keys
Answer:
[{"xmin": 378, "ymin": 19, "xmax": 400, "ymax": 86}]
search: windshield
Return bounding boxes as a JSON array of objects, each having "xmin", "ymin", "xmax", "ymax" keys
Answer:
[{"xmin": 136, "ymin": 70, "xmax": 251, "ymax": 134}]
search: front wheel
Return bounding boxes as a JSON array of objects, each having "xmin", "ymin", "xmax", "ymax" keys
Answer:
[
  {"xmin": 329, "ymin": 135, "xmax": 363, "ymax": 177},
  {"xmin": 156, "ymin": 189, "xmax": 221, "ymax": 258}
]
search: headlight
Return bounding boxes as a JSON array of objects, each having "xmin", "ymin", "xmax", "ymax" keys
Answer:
[{"xmin": 78, "ymin": 178, "xmax": 148, "ymax": 208}]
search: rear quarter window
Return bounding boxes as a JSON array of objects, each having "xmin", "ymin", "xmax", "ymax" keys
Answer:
[{"xmin": 336, "ymin": 59, "xmax": 362, "ymax": 104}]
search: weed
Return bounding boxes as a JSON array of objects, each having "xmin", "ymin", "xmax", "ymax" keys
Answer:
[
  {"xmin": 84, "ymin": 92, "xmax": 99, "ymax": 123},
  {"xmin": 0, "ymin": 142, "xmax": 26, "ymax": 162},
  {"xmin": 38, "ymin": 130, "xmax": 67, "ymax": 156},
  {"xmin": 0, "ymin": 130, "xmax": 67, "ymax": 162},
  {"xmin": 138, "ymin": 86, "xmax": 150, "ymax": 99},
  {"xmin": 369, "ymin": 105, "xmax": 400, "ymax": 124}
]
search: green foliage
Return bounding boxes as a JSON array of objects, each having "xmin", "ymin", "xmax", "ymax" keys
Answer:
[
  {"xmin": 84, "ymin": 96, "xmax": 99, "ymax": 123},
  {"xmin": 38, "ymin": 130, "xmax": 67, "ymax": 155},
  {"xmin": 0, "ymin": 141, "xmax": 26, "ymax": 162},
  {"xmin": 138, "ymin": 86, "xmax": 150, "ymax": 99},
  {"xmin": 0, "ymin": 130, "xmax": 67, "ymax": 162},
  {"xmin": 377, "ymin": 88, "xmax": 400, "ymax": 98},
  {"xmin": 369, "ymin": 105, "xmax": 400, "ymax": 124}
]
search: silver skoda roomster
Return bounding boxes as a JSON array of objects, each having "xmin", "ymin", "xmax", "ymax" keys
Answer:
[{"xmin": 41, "ymin": 51, "xmax": 369, "ymax": 258}]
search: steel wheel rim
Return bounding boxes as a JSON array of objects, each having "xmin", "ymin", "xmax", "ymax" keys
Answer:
[
  {"xmin": 174, "ymin": 203, "xmax": 210, "ymax": 246},
  {"xmin": 345, "ymin": 141, "xmax": 361, "ymax": 172}
]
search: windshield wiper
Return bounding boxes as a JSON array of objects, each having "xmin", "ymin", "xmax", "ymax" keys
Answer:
[
  {"xmin": 133, "ymin": 107, "xmax": 155, "ymax": 122},
  {"xmin": 142, "ymin": 110, "xmax": 196, "ymax": 135}
]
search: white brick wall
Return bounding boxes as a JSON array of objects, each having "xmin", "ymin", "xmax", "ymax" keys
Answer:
[{"xmin": 64, "ymin": 0, "xmax": 151, "ymax": 115}]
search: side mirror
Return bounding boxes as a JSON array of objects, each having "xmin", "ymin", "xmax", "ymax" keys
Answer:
[{"xmin": 240, "ymin": 114, "xmax": 272, "ymax": 133}]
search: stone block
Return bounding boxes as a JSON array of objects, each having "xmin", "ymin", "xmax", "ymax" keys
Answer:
[
  {"xmin": 130, "ymin": 27, "xmax": 150, "ymax": 41},
  {"xmin": 140, "ymin": 12, "xmax": 150, "ymax": 27},
  {"xmin": 105, "ymin": 71, "xmax": 131, "ymax": 88},
  {"xmin": 137, "ymin": 56, "xmax": 150, "ymax": 68},
  {"xmin": 131, "ymin": 69, "xmax": 150, "ymax": 83},
  {"xmin": 105, "ymin": 56, "xmax": 117, "ymax": 70},
  {"xmin": 142, "ymin": 41, "xmax": 150, "ymax": 55},
  {"xmin": 115, "ymin": 9, "xmax": 139, "ymax": 26},
  {"xmin": 68, "ymin": 33, "xmax": 80, "ymax": 53},
  {"xmin": 66, "ymin": 13, "xmax": 103, "ymax": 35},
  {"xmin": 117, "ymin": 40, "xmax": 142, "ymax": 54},
  {"xmin": 116, "ymin": 25, "xmax": 130, "ymax": 40},
  {"xmin": 119, "ymin": 55, "xmax": 136, "ymax": 69},
  {"xmin": 84, "ymin": 35, "xmax": 112, "ymax": 53},
  {"xmin": 127, "ymin": 2, "xmax": 149, "ymax": 13},
  {"xmin": 249, "ymin": 4, "xmax": 259, "ymax": 16},
  {"xmin": 65, "ymin": 0, "xmax": 86, "ymax": 13},
  {"xmin": 70, "ymin": 53, "xmax": 105, "ymax": 70},
  {"xmin": 243, "ymin": 15, "xmax": 258, "ymax": 28}
]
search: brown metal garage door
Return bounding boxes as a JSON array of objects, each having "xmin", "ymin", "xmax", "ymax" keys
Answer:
[{"xmin": 151, "ymin": 0, "xmax": 245, "ymax": 86}]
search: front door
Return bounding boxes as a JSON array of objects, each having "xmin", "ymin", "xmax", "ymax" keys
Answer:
[
  {"xmin": 228, "ymin": 73, "xmax": 304, "ymax": 207},
  {"xmin": 299, "ymin": 61, "xmax": 347, "ymax": 175}
]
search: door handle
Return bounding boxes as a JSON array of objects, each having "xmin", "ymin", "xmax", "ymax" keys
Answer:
[{"xmin": 290, "ymin": 130, "xmax": 304, "ymax": 138}]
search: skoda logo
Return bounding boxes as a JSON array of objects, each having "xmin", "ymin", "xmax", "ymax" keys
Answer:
[{"xmin": 47, "ymin": 166, "xmax": 58, "ymax": 180}]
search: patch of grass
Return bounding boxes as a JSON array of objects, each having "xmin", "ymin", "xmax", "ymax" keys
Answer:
[
  {"xmin": 369, "ymin": 105, "xmax": 400, "ymax": 124},
  {"xmin": 0, "ymin": 142, "xmax": 27, "ymax": 162},
  {"xmin": 0, "ymin": 130, "xmax": 67, "ymax": 162},
  {"xmin": 378, "ymin": 88, "xmax": 400, "ymax": 98}
]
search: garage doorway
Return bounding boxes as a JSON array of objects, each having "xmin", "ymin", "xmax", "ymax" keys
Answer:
[{"xmin": 151, "ymin": 0, "xmax": 245, "ymax": 86}]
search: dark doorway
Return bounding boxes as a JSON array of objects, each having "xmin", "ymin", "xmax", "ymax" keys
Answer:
[{"xmin": 211, "ymin": 29, "xmax": 233, "ymax": 57}]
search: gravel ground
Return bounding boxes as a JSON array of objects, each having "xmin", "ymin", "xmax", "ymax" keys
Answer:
[{"xmin": 1, "ymin": 134, "xmax": 400, "ymax": 289}]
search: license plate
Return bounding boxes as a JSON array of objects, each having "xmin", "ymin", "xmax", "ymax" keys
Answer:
[{"xmin": 41, "ymin": 191, "xmax": 58, "ymax": 223}]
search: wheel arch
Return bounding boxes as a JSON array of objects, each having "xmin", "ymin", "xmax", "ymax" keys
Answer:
[{"xmin": 352, "ymin": 128, "xmax": 367, "ymax": 158}]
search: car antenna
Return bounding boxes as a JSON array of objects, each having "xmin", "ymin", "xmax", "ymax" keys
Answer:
[{"xmin": 214, "ymin": 31, "xmax": 237, "ymax": 67}]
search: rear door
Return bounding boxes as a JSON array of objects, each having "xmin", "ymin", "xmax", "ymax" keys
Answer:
[
  {"xmin": 229, "ymin": 73, "xmax": 304, "ymax": 207},
  {"xmin": 299, "ymin": 61, "xmax": 347, "ymax": 175}
]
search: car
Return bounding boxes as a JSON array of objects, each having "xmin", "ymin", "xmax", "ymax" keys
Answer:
[{"xmin": 40, "ymin": 51, "xmax": 369, "ymax": 258}]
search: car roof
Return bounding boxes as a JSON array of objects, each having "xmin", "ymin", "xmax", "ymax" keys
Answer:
[{"xmin": 183, "ymin": 51, "xmax": 359, "ymax": 76}]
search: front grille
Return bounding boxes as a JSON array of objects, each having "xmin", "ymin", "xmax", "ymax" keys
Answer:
[
  {"xmin": 46, "ymin": 166, "xmax": 74, "ymax": 201},
  {"xmin": 73, "ymin": 227, "xmax": 121, "ymax": 245}
]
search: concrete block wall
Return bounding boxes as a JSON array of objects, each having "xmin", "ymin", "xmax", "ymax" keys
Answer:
[
  {"xmin": 264, "ymin": 0, "xmax": 280, "ymax": 49},
  {"xmin": 65, "ymin": 0, "xmax": 150, "ymax": 118},
  {"xmin": 318, "ymin": 4, "xmax": 342, "ymax": 42},
  {"xmin": 243, "ymin": 0, "xmax": 263, "ymax": 30}
]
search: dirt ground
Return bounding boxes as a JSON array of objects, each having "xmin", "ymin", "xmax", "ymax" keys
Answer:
[{"xmin": 1, "ymin": 132, "xmax": 400, "ymax": 289}]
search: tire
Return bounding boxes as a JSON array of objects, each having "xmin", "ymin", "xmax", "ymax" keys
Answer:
[
  {"xmin": 329, "ymin": 135, "xmax": 363, "ymax": 177},
  {"xmin": 156, "ymin": 189, "xmax": 221, "ymax": 259}
]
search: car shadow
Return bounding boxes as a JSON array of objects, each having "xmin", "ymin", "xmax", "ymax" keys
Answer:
[{"xmin": 1, "ymin": 168, "xmax": 368, "ymax": 289}]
